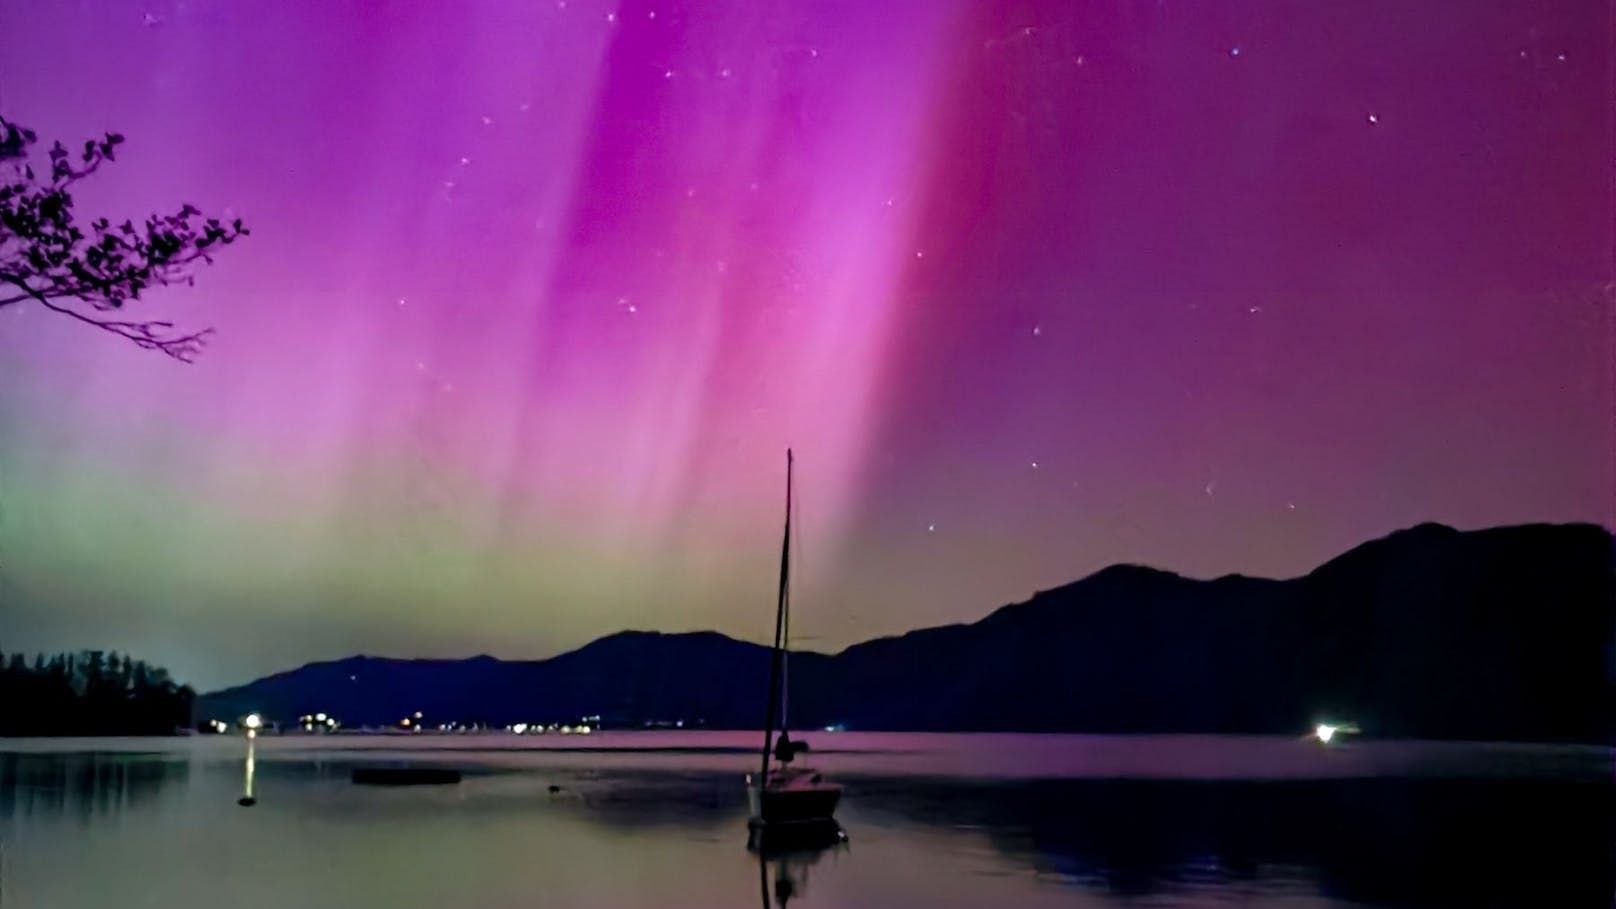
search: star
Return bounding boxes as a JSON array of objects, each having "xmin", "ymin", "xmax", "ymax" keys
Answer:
[
  {"xmin": 1556, "ymin": 53, "xmax": 1567, "ymax": 62},
  {"xmin": 1204, "ymin": 480, "xmax": 1216, "ymax": 497},
  {"xmin": 927, "ymin": 523, "xmax": 936, "ymax": 533},
  {"xmin": 664, "ymin": 69, "xmax": 675, "ymax": 79},
  {"xmin": 1030, "ymin": 461, "xmax": 1039, "ymax": 469},
  {"xmin": 397, "ymin": 297, "xmax": 407, "ymax": 307},
  {"xmin": 459, "ymin": 156, "xmax": 471, "ymax": 165},
  {"xmin": 605, "ymin": 12, "xmax": 616, "ymax": 24},
  {"xmin": 1075, "ymin": 55, "xmax": 1086, "ymax": 66},
  {"xmin": 415, "ymin": 361, "xmax": 426, "ymax": 371},
  {"xmin": 1248, "ymin": 305, "xmax": 1262, "ymax": 314},
  {"xmin": 1229, "ymin": 46, "xmax": 1242, "ymax": 57},
  {"xmin": 720, "ymin": 68, "xmax": 733, "ymax": 79},
  {"xmin": 1032, "ymin": 324, "xmax": 1042, "ymax": 337},
  {"xmin": 648, "ymin": 10, "xmax": 656, "ymax": 19},
  {"xmin": 518, "ymin": 102, "xmax": 531, "ymax": 112},
  {"xmin": 627, "ymin": 305, "xmax": 638, "ymax": 313},
  {"xmin": 1366, "ymin": 113, "xmax": 1378, "ymax": 124},
  {"xmin": 481, "ymin": 115, "xmax": 493, "ymax": 126}
]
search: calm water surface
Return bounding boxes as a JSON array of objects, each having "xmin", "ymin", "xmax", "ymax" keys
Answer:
[{"xmin": 1, "ymin": 733, "xmax": 1611, "ymax": 908}]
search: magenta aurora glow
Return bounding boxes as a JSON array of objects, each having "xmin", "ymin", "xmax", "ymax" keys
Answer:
[{"xmin": 0, "ymin": 0, "xmax": 1610, "ymax": 688}]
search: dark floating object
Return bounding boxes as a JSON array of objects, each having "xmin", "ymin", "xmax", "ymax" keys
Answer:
[
  {"xmin": 351, "ymin": 766, "xmax": 462, "ymax": 786},
  {"xmin": 548, "ymin": 784, "xmax": 563, "ymax": 793},
  {"xmin": 236, "ymin": 796, "xmax": 257, "ymax": 807}
]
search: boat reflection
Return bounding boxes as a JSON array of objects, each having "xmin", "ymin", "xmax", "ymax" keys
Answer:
[{"xmin": 751, "ymin": 819, "xmax": 847, "ymax": 907}]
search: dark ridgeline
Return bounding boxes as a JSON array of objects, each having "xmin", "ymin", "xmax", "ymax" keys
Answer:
[
  {"xmin": 198, "ymin": 522, "xmax": 1615, "ymax": 743},
  {"xmin": 0, "ymin": 651, "xmax": 196, "ymax": 736}
]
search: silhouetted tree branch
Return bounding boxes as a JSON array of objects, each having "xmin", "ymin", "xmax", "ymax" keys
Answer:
[{"xmin": 0, "ymin": 115, "xmax": 246, "ymax": 362}]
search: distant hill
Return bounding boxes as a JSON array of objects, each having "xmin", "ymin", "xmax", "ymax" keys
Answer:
[{"xmin": 199, "ymin": 523, "xmax": 1615, "ymax": 743}]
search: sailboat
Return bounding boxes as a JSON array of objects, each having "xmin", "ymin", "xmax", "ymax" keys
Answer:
[{"xmin": 746, "ymin": 449, "xmax": 842, "ymax": 836}]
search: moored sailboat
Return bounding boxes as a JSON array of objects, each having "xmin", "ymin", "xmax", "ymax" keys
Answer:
[{"xmin": 746, "ymin": 450, "xmax": 842, "ymax": 839}]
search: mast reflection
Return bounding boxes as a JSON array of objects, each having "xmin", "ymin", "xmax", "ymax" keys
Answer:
[{"xmin": 751, "ymin": 819, "xmax": 847, "ymax": 908}]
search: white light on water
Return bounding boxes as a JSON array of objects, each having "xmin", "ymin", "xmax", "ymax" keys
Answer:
[
  {"xmin": 243, "ymin": 713, "xmax": 262, "ymax": 731},
  {"xmin": 1315, "ymin": 723, "xmax": 1337, "ymax": 743}
]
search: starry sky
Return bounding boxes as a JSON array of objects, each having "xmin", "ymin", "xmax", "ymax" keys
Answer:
[{"xmin": 0, "ymin": 0, "xmax": 1610, "ymax": 689}]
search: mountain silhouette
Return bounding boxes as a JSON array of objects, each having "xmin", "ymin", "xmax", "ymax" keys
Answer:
[{"xmin": 198, "ymin": 522, "xmax": 1614, "ymax": 742}]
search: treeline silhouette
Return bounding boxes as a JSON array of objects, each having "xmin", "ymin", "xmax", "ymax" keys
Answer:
[{"xmin": 0, "ymin": 650, "xmax": 195, "ymax": 736}]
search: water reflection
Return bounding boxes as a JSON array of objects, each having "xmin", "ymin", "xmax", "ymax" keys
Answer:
[
  {"xmin": 752, "ymin": 822, "xmax": 848, "ymax": 908},
  {"xmin": 0, "ymin": 751, "xmax": 189, "ymax": 825},
  {"xmin": 0, "ymin": 741, "xmax": 1610, "ymax": 909},
  {"xmin": 560, "ymin": 770, "xmax": 739, "ymax": 831},
  {"xmin": 849, "ymin": 777, "xmax": 1616, "ymax": 905},
  {"xmin": 237, "ymin": 733, "xmax": 257, "ymax": 806}
]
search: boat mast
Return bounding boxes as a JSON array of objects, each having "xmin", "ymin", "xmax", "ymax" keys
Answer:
[
  {"xmin": 760, "ymin": 449, "xmax": 793, "ymax": 781},
  {"xmin": 781, "ymin": 581, "xmax": 790, "ymax": 732}
]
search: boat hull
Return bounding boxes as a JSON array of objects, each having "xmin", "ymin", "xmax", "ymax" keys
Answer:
[
  {"xmin": 759, "ymin": 785, "xmax": 841, "ymax": 824},
  {"xmin": 747, "ymin": 774, "xmax": 842, "ymax": 828}
]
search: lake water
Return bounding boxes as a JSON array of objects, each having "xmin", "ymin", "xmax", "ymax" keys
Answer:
[{"xmin": 1, "ymin": 733, "xmax": 1611, "ymax": 908}]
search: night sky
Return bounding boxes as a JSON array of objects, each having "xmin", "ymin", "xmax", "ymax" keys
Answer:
[{"xmin": 1, "ymin": 1, "xmax": 1610, "ymax": 689}]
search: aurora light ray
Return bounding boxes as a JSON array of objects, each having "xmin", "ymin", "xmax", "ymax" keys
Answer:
[{"xmin": 0, "ymin": 0, "xmax": 1608, "ymax": 687}]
